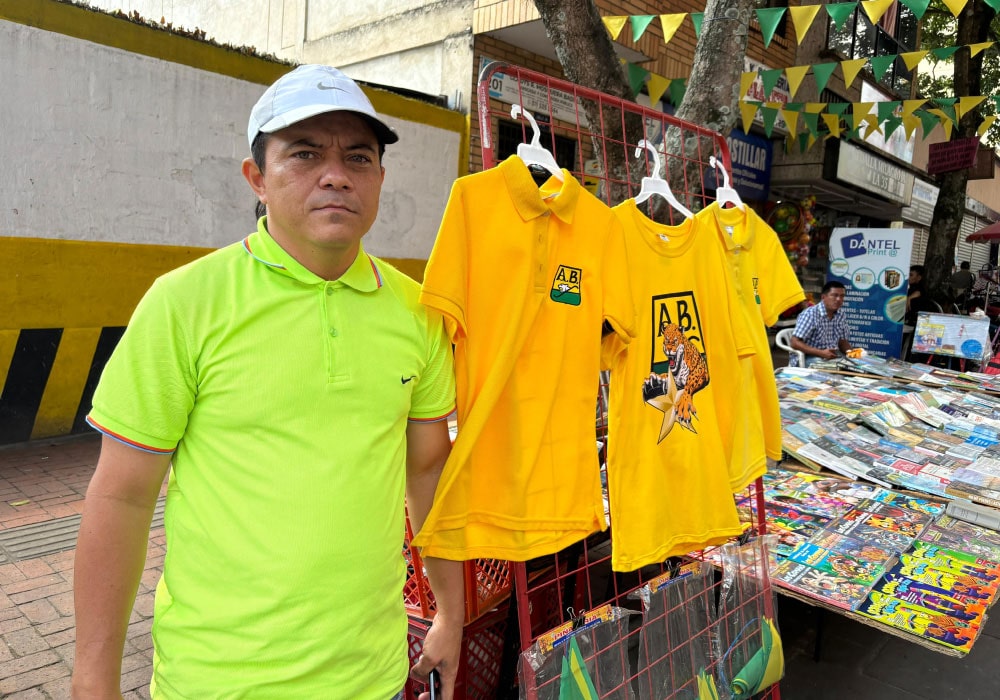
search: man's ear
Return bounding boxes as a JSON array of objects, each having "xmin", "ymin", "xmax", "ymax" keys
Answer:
[{"xmin": 242, "ymin": 158, "xmax": 266, "ymax": 203}]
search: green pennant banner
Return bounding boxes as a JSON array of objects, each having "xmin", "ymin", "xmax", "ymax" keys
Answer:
[
  {"xmin": 984, "ymin": 0, "xmax": 1000, "ymax": 12},
  {"xmin": 825, "ymin": 2, "xmax": 858, "ymax": 29},
  {"xmin": 884, "ymin": 116, "xmax": 903, "ymax": 140},
  {"xmin": 761, "ymin": 106, "xmax": 780, "ymax": 137},
  {"xmin": 877, "ymin": 101, "xmax": 900, "ymax": 122},
  {"xmin": 756, "ymin": 8, "xmax": 787, "ymax": 48},
  {"xmin": 916, "ymin": 110, "xmax": 940, "ymax": 137},
  {"xmin": 932, "ymin": 96, "xmax": 958, "ymax": 107},
  {"xmin": 668, "ymin": 78, "xmax": 687, "ymax": 106},
  {"xmin": 827, "ymin": 102, "xmax": 850, "ymax": 116},
  {"xmin": 993, "ymin": 96, "xmax": 1000, "ymax": 112},
  {"xmin": 935, "ymin": 104, "xmax": 958, "ymax": 123},
  {"xmin": 760, "ymin": 68, "xmax": 784, "ymax": 99},
  {"xmin": 898, "ymin": 0, "xmax": 932, "ymax": 18},
  {"xmin": 870, "ymin": 54, "xmax": 897, "ymax": 81},
  {"xmin": 930, "ymin": 46, "xmax": 961, "ymax": 60},
  {"xmin": 631, "ymin": 14, "xmax": 656, "ymax": 42},
  {"xmin": 785, "ymin": 102, "xmax": 805, "ymax": 113},
  {"xmin": 690, "ymin": 12, "xmax": 704, "ymax": 38},
  {"xmin": 802, "ymin": 111, "xmax": 821, "ymax": 136},
  {"xmin": 625, "ymin": 62, "xmax": 649, "ymax": 97},
  {"xmin": 812, "ymin": 62, "xmax": 838, "ymax": 94}
]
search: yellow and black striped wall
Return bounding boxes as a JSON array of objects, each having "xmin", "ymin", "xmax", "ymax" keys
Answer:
[{"xmin": 1, "ymin": 0, "xmax": 467, "ymax": 446}]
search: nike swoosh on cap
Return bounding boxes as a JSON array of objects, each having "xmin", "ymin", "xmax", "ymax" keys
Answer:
[{"xmin": 317, "ymin": 82, "xmax": 347, "ymax": 91}]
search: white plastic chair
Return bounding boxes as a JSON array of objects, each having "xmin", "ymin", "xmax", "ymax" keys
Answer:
[{"xmin": 775, "ymin": 328, "xmax": 806, "ymax": 367}]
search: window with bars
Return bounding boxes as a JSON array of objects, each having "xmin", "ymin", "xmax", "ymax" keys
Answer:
[{"xmin": 826, "ymin": 5, "xmax": 918, "ymax": 96}]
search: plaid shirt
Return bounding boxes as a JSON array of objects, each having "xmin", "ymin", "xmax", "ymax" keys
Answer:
[{"xmin": 790, "ymin": 303, "xmax": 849, "ymax": 367}]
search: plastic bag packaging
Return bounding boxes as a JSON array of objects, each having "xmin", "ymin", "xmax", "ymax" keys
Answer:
[
  {"xmin": 518, "ymin": 606, "xmax": 636, "ymax": 700},
  {"xmin": 633, "ymin": 562, "xmax": 722, "ymax": 699},
  {"xmin": 714, "ymin": 535, "xmax": 784, "ymax": 699}
]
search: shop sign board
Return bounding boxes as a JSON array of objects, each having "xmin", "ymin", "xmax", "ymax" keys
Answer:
[
  {"xmin": 927, "ymin": 137, "xmax": 980, "ymax": 175},
  {"xmin": 828, "ymin": 227, "xmax": 915, "ymax": 359},
  {"xmin": 912, "ymin": 312, "xmax": 992, "ymax": 360},
  {"xmin": 835, "ymin": 141, "xmax": 913, "ymax": 206},
  {"xmin": 743, "ymin": 57, "xmax": 790, "ymax": 133},
  {"xmin": 901, "ymin": 179, "xmax": 939, "ymax": 227},
  {"xmin": 725, "ymin": 130, "xmax": 772, "ymax": 201},
  {"xmin": 480, "ymin": 58, "xmax": 588, "ymax": 127}
]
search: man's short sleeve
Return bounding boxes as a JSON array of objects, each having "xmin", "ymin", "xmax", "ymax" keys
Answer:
[
  {"xmin": 409, "ymin": 309, "xmax": 456, "ymax": 421},
  {"xmin": 755, "ymin": 216, "xmax": 805, "ymax": 326},
  {"xmin": 87, "ymin": 278, "xmax": 196, "ymax": 453},
  {"xmin": 793, "ymin": 307, "xmax": 815, "ymax": 342},
  {"xmin": 601, "ymin": 220, "xmax": 637, "ymax": 342},
  {"xmin": 420, "ymin": 180, "xmax": 469, "ymax": 343},
  {"xmin": 837, "ymin": 313, "xmax": 851, "ymax": 343}
]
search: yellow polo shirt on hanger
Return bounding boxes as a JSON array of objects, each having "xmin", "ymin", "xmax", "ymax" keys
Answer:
[{"xmin": 414, "ymin": 156, "xmax": 636, "ymax": 560}]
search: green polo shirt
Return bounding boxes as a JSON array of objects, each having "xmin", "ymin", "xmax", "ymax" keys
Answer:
[{"xmin": 88, "ymin": 218, "xmax": 455, "ymax": 699}]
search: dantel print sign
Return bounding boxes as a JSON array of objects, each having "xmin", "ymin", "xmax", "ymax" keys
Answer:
[{"xmin": 828, "ymin": 228, "xmax": 914, "ymax": 359}]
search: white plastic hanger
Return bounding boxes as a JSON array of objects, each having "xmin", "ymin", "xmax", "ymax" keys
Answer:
[
  {"xmin": 633, "ymin": 140, "xmax": 692, "ymax": 219},
  {"xmin": 709, "ymin": 155, "xmax": 745, "ymax": 210},
  {"xmin": 511, "ymin": 104, "xmax": 564, "ymax": 181}
]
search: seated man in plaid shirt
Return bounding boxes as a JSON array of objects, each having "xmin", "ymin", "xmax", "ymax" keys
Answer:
[{"xmin": 790, "ymin": 281, "xmax": 855, "ymax": 366}]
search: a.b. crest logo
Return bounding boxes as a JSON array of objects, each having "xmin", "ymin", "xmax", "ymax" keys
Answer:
[{"xmin": 550, "ymin": 265, "xmax": 582, "ymax": 306}]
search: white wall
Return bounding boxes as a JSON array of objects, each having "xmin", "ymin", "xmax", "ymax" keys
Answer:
[{"xmin": 0, "ymin": 18, "xmax": 460, "ymax": 259}]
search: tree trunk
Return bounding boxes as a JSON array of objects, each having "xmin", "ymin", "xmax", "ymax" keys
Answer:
[{"xmin": 923, "ymin": 0, "xmax": 994, "ymax": 300}]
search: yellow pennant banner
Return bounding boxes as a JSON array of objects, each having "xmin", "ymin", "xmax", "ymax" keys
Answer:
[
  {"xmin": 941, "ymin": 0, "xmax": 969, "ymax": 17},
  {"xmin": 841, "ymin": 58, "xmax": 868, "ymax": 88},
  {"xmin": 979, "ymin": 115, "xmax": 997, "ymax": 137},
  {"xmin": 782, "ymin": 108, "xmax": 801, "ymax": 135},
  {"xmin": 851, "ymin": 102, "xmax": 875, "ymax": 131},
  {"xmin": 957, "ymin": 95, "xmax": 986, "ymax": 121},
  {"xmin": 902, "ymin": 99, "xmax": 927, "ymax": 119},
  {"xmin": 822, "ymin": 113, "xmax": 843, "ymax": 138},
  {"xmin": 861, "ymin": 0, "xmax": 895, "ymax": 24},
  {"xmin": 788, "ymin": 5, "xmax": 822, "ymax": 44},
  {"xmin": 741, "ymin": 102, "xmax": 760, "ymax": 134},
  {"xmin": 602, "ymin": 16, "xmax": 628, "ymax": 41},
  {"xmin": 784, "ymin": 65, "xmax": 811, "ymax": 100},
  {"xmin": 647, "ymin": 73, "xmax": 672, "ymax": 105},
  {"xmin": 969, "ymin": 41, "xmax": 994, "ymax": 58},
  {"xmin": 805, "ymin": 103, "xmax": 827, "ymax": 113},
  {"xmin": 740, "ymin": 72, "xmax": 757, "ymax": 99},
  {"xmin": 659, "ymin": 14, "xmax": 686, "ymax": 44},
  {"xmin": 902, "ymin": 115, "xmax": 920, "ymax": 140},
  {"xmin": 900, "ymin": 51, "xmax": 929, "ymax": 71}
]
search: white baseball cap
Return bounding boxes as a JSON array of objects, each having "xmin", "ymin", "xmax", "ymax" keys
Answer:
[{"xmin": 247, "ymin": 65, "xmax": 399, "ymax": 147}]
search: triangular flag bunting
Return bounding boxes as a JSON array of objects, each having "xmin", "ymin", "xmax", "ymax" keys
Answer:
[
  {"xmin": 898, "ymin": 0, "xmax": 931, "ymax": 18},
  {"xmin": 852, "ymin": 102, "xmax": 875, "ymax": 131},
  {"xmin": 625, "ymin": 62, "xmax": 649, "ymax": 97},
  {"xmin": 899, "ymin": 51, "xmax": 929, "ymax": 71},
  {"xmin": 884, "ymin": 116, "xmax": 903, "ymax": 140},
  {"xmin": 863, "ymin": 119, "xmax": 883, "ymax": 140},
  {"xmin": 659, "ymin": 14, "xmax": 686, "ymax": 44},
  {"xmin": 861, "ymin": 0, "xmax": 895, "ymax": 24},
  {"xmin": 761, "ymin": 106, "xmax": 780, "ymax": 137},
  {"xmin": 690, "ymin": 13, "xmax": 704, "ymax": 39},
  {"xmin": 932, "ymin": 97, "xmax": 957, "ymax": 107},
  {"xmin": 969, "ymin": 42, "xmax": 994, "ymax": 58},
  {"xmin": 978, "ymin": 115, "xmax": 997, "ymax": 137},
  {"xmin": 784, "ymin": 102, "xmax": 805, "ymax": 113},
  {"xmin": 755, "ymin": 8, "xmax": 787, "ymax": 48},
  {"xmin": 802, "ymin": 111, "xmax": 821, "ymax": 136},
  {"xmin": 902, "ymin": 99, "xmax": 926, "ymax": 118},
  {"xmin": 958, "ymin": 95, "xmax": 987, "ymax": 121},
  {"xmin": 916, "ymin": 110, "xmax": 940, "ymax": 138},
  {"xmin": 827, "ymin": 102, "xmax": 850, "ymax": 116},
  {"xmin": 928, "ymin": 107, "xmax": 956, "ymax": 129},
  {"xmin": 788, "ymin": 5, "xmax": 822, "ymax": 44},
  {"xmin": 985, "ymin": 0, "xmax": 1000, "ymax": 12},
  {"xmin": 647, "ymin": 73, "xmax": 671, "ymax": 106},
  {"xmin": 805, "ymin": 102, "xmax": 827, "ymax": 113},
  {"xmin": 940, "ymin": 0, "xmax": 969, "ymax": 17},
  {"xmin": 740, "ymin": 72, "xmax": 757, "ymax": 99},
  {"xmin": 870, "ymin": 55, "xmax": 897, "ymax": 81},
  {"xmin": 741, "ymin": 101, "xmax": 761, "ymax": 134},
  {"xmin": 782, "ymin": 108, "xmax": 801, "ymax": 135},
  {"xmin": 941, "ymin": 119, "xmax": 954, "ymax": 140},
  {"xmin": 796, "ymin": 133, "xmax": 809, "ymax": 153},
  {"xmin": 668, "ymin": 78, "xmax": 687, "ymax": 106},
  {"xmin": 807, "ymin": 133, "xmax": 820, "ymax": 150},
  {"xmin": 841, "ymin": 58, "xmax": 868, "ymax": 88},
  {"xmin": 761, "ymin": 68, "xmax": 784, "ymax": 100},
  {"xmin": 785, "ymin": 65, "xmax": 811, "ymax": 99},
  {"xmin": 876, "ymin": 101, "xmax": 900, "ymax": 123},
  {"xmin": 825, "ymin": 2, "xmax": 858, "ymax": 30},
  {"xmin": 930, "ymin": 46, "xmax": 960, "ymax": 60},
  {"xmin": 822, "ymin": 113, "xmax": 843, "ymax": 138},
  {"xmin": 602, "ymin": 16, "xmax": 628, "ymax": 41},
  {"xmin": 812, "ymin": 62, "xmax": 838, "ymax": 94},
  {"xmin": 631, "ymin": 15, "xmax": 656, "ymax": 42},
  {"xmin": 993, "ymin": 96, "xmax": 1000, "ymax": 112},
  {"xmin": 902, "ymin": 115, "xmax": 920, "ymax": 139}
]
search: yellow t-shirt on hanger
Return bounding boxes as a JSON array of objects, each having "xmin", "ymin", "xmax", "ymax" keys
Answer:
[{"xmin": 602, "ymin": 200, "xmax": 751, "ymax": 571}]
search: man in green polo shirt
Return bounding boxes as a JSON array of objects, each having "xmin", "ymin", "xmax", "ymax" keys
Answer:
[{"xmin": 72, "ymin": 65, "xmax": 464, "ymax": 700}]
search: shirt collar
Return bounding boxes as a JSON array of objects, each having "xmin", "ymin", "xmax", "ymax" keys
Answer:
[
  {"xmin": 499, "ymin": 155, "xmax": 580, "ymax": 223},
  {"xmin": 709, "ymin": 202, "xmax": 756, "ymax": 251},
  {"xmin": 242, "ymin": 217, "xmax": 382, "ymax": 291}
]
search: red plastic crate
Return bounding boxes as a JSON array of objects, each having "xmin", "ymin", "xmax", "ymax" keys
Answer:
[
  {"xmin": 404, "ymin": 603, "xmax": 509, "ymax": 700},
  {"xmin": 404, "ymin": 514, "xmax": 514, "ymax": 625}
]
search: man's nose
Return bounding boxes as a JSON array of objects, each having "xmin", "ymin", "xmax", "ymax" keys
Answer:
[{"xmin": 319, "ymin": 159, "xmax": 351, "ymax": 189}]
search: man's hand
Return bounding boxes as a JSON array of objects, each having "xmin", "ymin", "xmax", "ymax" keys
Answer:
[
  {"xmin": 818, "ymin": 348, "xmax": 838, "ymax": 359},
  {"xmin": 410, "ymin": 614, "xmax": 463, "ymax": 700}
]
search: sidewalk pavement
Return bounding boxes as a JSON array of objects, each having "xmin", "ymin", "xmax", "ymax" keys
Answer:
[{"xmin": 0, "ymin": 434, "xmax": 998, "ymax": 699}]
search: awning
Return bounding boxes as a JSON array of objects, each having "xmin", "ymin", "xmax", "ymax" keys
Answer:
[{"xmin": 966, "ymin": 221, "xmax": 1000, "ymax": 243}]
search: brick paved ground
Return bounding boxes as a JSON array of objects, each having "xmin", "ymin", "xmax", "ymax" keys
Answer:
[{"xmin": 0, "ymin": 434, "xmax": 161, "ymax": 699}]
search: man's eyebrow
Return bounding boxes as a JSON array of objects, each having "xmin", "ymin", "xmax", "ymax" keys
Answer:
[
  {"xmin": 284, "ymin": 138, "xmax": 323, "ymax": 150},
  {"xmin": 346, "ymin": 142, "xmax": 377, "ymax": 153}
]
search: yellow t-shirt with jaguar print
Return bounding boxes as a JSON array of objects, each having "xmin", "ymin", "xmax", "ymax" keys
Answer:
[{"xmin": 601, "ymin": 200, "xmax": 752, "ymax": 571}]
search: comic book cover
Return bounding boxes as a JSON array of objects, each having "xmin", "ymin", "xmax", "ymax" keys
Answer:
[
  {"xmin": 917, "ymin": 526, "xmax": 1000, "ymax": 563},
  {"xmin": 898, "ymin": 548, "xmax": 1000, "ymax": 583},
  {"xmin": 871, "ymin": 575, "xmax": 987, "ymax": 623},
  {"xmin": 737, "ymin": 501, "xmax": 832, "ymax": 533},
  {"xmin": 808, "ymin": 531, "xmax": 899, "ymax": 565},
  {"xmin": 910, "ymin": 541, "xmax": 1000, "ymax": 576},
  {"xmin": 852, "ymin": 500, "xmax": 934, "ymax": 530},
  {"xmin": 887, "ymin": 556, "xmax": 1000, "ymax": 598},
  {"xmin": 805, "ymin": 479, "xmax": 882, "ymax": 501},
  {"xmin": 772, "ymin": 560, "xmax": 871, "ymax": 610},
  {"xmin": 786, "ymin": 543, "xmax": 886, "ymax": 585},
  {"xmin": 825, "ymin": 517, "xmax": 916, "ymax": 552},
  {"xmin": 762, "ymin": 489, "xmax": 857, "ymax": 520},
  {"xmin": 837, "ymin": 507, "xmax": 928, "ymax": 540},
  {"xmin": 868, "ymin": 491, "xmax": 947, "ymax": 517},
  {"xmin": 927, "ymin": 515, "xmax": 1000, "ymax": 549},
  {"xmin": 856, "ymin": 590, "xmax": 979, "ymax": 653},
  {"xmin": 771, "ymin": 527, "xmax": 818, "ymax": 559}
]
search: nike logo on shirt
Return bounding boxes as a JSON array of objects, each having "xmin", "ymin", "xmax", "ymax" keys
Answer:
[{"xmin": 401, "ymin": 376, "xmax": 416, "ymax": 384}]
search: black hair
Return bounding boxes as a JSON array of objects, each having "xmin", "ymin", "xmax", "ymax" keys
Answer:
[
  {"xmin": 821, "ymin": 281, "xmax": 846, "ymax": 294},
  {"xmin": 961, "ymin": 261, "xmax": 971, "ymax": 270},
  {"xmin": 249, "ymin": 125, "xmax": 387, "ymax": 220},
  {"xmin": 910, "ymin": 265, "xmax": 925, "ymax": 276}
]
